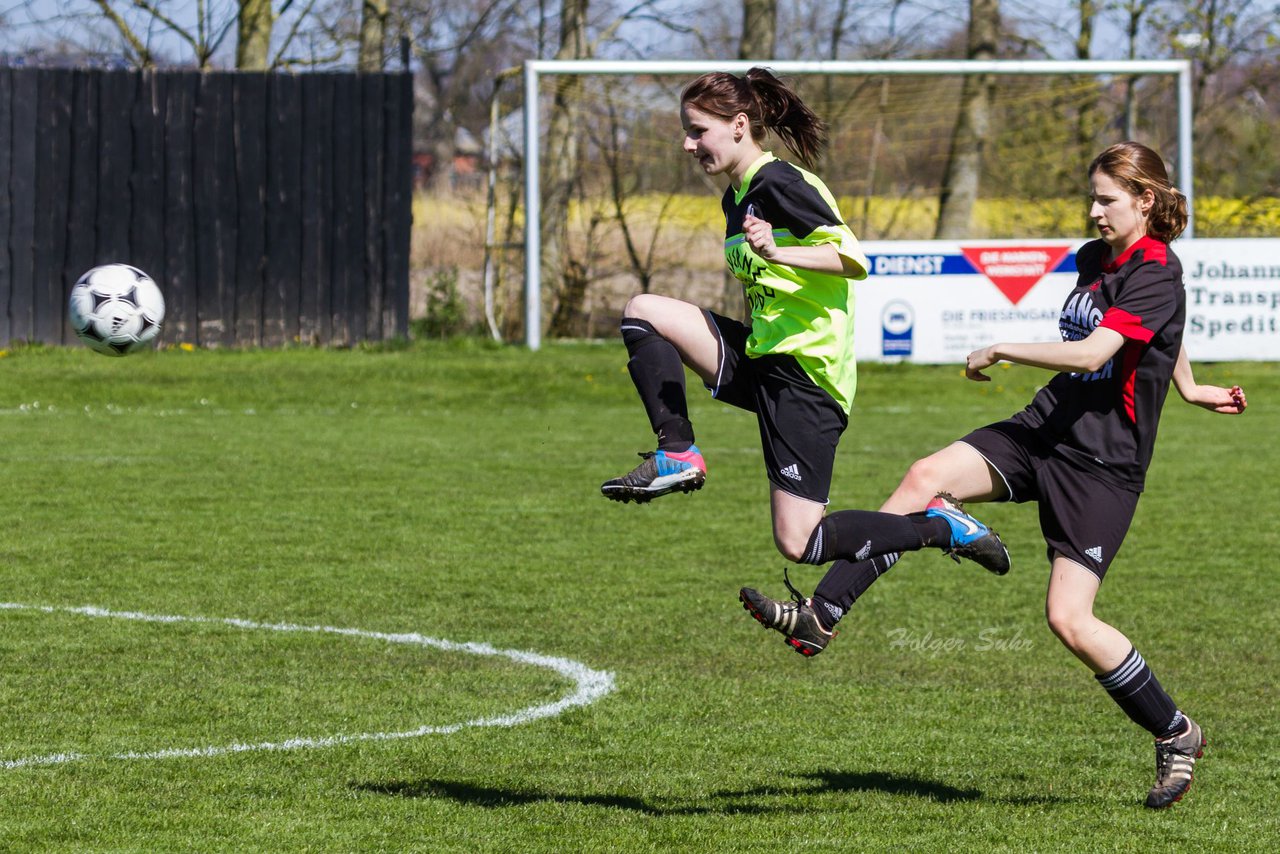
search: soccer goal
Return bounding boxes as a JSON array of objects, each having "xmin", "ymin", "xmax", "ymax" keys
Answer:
[{"xmin": 519, "ymin": 58, "xmax": 1194, "ymax": 349}]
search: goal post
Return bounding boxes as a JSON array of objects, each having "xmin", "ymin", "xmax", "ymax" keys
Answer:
[{"xmin": 522, "ymin": 58, "xmax": 1194, "ymax": 349}]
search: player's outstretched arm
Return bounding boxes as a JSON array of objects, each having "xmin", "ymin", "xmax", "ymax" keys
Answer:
[
  {"xmin": 965, "ymin": 327, "xmax": 1125, "ymax": 381},
  {"xmin": 1172, "ymin": 346, "xmax": 1247, "ymax": 414}
]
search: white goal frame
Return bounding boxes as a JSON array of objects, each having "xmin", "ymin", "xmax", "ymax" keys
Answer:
[{"xmin": 522, "ymin": 58, "xmax": 1194, "ymax": 349}]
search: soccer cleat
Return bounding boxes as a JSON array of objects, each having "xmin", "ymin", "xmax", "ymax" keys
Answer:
[
  {"xmin": 739, "ymin": 568, "xmax": 835, "ymax": 657},
  {"xmin": 601, "ymin": 445, "xmax": 706, "ymax": 503},
  {"xmin": 1145, "ymin": 717, "xmax": 1205, "ymax": 809},
  {"xmin": 924, "ymin": 492, "xmax": 1011, "ymax": 576}
]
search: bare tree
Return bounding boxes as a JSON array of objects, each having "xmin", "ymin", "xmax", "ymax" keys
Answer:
[
  {"xmin": 738, "ymin": 0, "xmax": 776, "ymax": 59},
  {"xmin": 1163, "ymin": 0, "xmax": 1278, "ymax": 115},
  {"xmin": 358, "ymin": 0, "xmax": 389, "ymax": 71},
  {"xmin": 1117, "ymin": 0, "xmax": 1162, "ymax": 139},
  {"xmin": 538, "ymin": 0, "xmax": 696, "ymax": 337},
  {"xmin": 397, "ymin": 0, "xmax": 527, "ymax": 192},
  {"xmin": 935, "ymin": 0, "xmax": 999, "ymax": 239},
  {"xmin": 1071, "ymin": 0, "xmax": 1098, "ymax": 230},
  {"xmin": 715, "ymin": 0, "xmax": 777, "ymax": 316},
  {"xmin": 42, "ymin": 0, "xmax": 326, "ymax": 69},
  {"xmin": 1160, "ymin": 0, "xmax": 1280, "ymax": 200},
  {"xmin": 236, "ymin": 0, "xmax": 275, "ymax": 68},
  {"xmin": 77, "ymin": 0, "xmax": 239, "ymax": 68},
  {"xmin": 541, "ymin": 0, "xmax": 589, "ymax": 339},
  {"xmin": 598, "ymin": 91, "xmax": 660, "ymax": 295}
]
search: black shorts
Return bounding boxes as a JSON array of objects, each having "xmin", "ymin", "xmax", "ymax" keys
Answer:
[
  {"xmin": 704, "ymin": 311, "xmax": 848, "ymax": 504},
  {"xmin": 960, "ymin": 418, "xmax": 1139, "ymax": 581}
]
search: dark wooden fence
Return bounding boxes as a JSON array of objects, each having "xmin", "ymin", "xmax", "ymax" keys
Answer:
[{"xmin": 0, "ymin": 68, "xmax": 413, "ymax": 349}]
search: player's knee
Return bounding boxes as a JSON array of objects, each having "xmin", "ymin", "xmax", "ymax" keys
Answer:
[
  {"xmin": 1045, "ymin": 602, "xmax": 1090, "ymax": 651},
  {"xmin": 898, "ymin": 457, "xmax": 945, "ymax": 507},
  {"xmin": 623, "ymin": 293, "xmax": 662, "ymax": 321},
  {"xmin": 773, "ymin": 529, "xmax": 811, "ymax": 564}
]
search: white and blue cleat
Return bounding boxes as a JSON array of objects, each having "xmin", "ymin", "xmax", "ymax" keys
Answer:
[{"xmin": 925, "ymin": 492, "xmax": 1011, "ymax": 575}]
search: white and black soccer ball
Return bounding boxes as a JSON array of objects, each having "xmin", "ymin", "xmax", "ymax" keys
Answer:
[{"xmin": 69, "ymin": 264, "xmax": 166, "ymax": 356}]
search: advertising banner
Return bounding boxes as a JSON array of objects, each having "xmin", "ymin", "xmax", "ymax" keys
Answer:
[{"xmin": 855, "ymin": 239, "xmax": 1280, "ymax": 363}]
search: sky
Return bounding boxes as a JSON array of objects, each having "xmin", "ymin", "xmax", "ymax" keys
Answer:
[{"xmin": 0, "ymin": 0, "xmax": 1188, "ymax": 67}]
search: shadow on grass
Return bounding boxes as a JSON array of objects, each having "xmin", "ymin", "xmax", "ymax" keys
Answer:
[
  {"xmin": 351, "ymin": 768, "xmax": 983, "ymax": 815},
  {"xmin": 352, "ymin": 779, "xmax": 677, "ymax": 814},
  {"xmin": 794, "ymin": 770, "xmax": 981, "ymax": 802}
]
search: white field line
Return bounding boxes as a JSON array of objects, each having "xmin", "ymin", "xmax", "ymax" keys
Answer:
[{"xmin": 0, "ymin": 602, "xmax": 616, "ymax": 769}]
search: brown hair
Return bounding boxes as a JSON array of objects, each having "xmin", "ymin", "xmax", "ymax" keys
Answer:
[
  {"xmin": 680, "ymin": 67, "xmax": 827, "ymax": 170},
  {"xmin": 1089, "ymin": 141, "xmax": 1188, "ymax": 243}
]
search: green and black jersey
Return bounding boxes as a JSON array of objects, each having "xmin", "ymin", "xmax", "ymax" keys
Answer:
[{"xmin": 722, "ymin": 153, "xmax": 869, "ymax": 414}]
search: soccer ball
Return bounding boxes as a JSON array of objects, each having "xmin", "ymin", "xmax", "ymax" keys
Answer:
[{"xmin": 69, "ymin": 264, "xmax": 166, "ymax": 356}]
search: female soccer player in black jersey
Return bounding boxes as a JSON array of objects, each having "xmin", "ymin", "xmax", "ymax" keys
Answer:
[
  {"xmin": 745, "ymin": 141, "xmax": 1247, "ymax": 809},
  {"xmin": 603, "ymin": 67, "xmax": 1010, "ymax": 614}
]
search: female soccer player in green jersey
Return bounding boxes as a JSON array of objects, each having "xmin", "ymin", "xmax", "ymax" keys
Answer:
[{"xmin": 602, "ymin": 67, "xmax": 1010, "ymax": 621}]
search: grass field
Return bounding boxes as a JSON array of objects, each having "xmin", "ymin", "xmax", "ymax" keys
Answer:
[{"xmin": 1, "ymin": 343, "xmax": 1276, "ymax": 851}]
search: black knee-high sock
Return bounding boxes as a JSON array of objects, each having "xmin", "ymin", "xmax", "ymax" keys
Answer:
[
  {"xmin": 799, "ymin": 509, "xmax": 950, "ymax": 566},
  {"xmin": 798, "ymin": 509, "xmax": 951, "ymax": 631},
  {"xmin": 621, "ymin": 318, "xmax": 693, "ymax": 451},
  {"xmin": 811, "ymin": 554, "xmax": 901, "ymax": 629},
  {"xmin": 1096, "ymin": 647, "xmax": 1183, "ymax": 737}
]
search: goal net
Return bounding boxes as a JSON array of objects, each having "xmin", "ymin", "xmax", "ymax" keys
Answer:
[{"xmin": 514, "ymin": 60, "xmax": 1192, "ymax": 346}]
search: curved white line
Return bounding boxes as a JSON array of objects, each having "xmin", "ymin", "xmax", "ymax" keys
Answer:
[{"xmin": 0, "ymin": 603, "xmax": 616, "ymax": 769}]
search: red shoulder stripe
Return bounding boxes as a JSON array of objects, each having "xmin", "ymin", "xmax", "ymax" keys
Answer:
[
  {"xmin": 1100, "ymin": 306, "xmax": 1155, "ymax": 343},
  {"xmin": 1138, "ymin": 238, "xmax": 1168, "ymax": 267}
]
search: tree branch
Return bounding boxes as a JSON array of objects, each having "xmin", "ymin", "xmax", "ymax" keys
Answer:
[
  {"xmin": 272, "ymin": 0, "xmax": 326, "ymax": 68},
  {"xmin": 90, "ymin": 0, "xmax": 154, "ymax": 65},
  {"xmin": 128, "ymin": 0, "xmax": 204, "ymax": 56}
]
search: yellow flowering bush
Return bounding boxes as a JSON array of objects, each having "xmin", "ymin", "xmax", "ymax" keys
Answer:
[
  {"xmin": 1194, "ymin": 196, "xmax": 1280, "ymax": 237},
  {"xmin": 410, "ymin": 189, "xmax": 1279, "ymax": 280}
]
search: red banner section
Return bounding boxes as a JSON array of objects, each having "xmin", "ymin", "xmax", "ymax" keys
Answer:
[{"xmin": 961, "ymin": 245, "xmax": 1074, "ymax": 304}]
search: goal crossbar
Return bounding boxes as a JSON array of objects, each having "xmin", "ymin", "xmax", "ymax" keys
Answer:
[{"xmin": 523, "ymin": 58, "xmax": 1194, "ymax": 349}]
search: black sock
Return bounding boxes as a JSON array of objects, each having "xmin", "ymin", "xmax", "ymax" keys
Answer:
[
  {"xmin": 811, "ymin": 554, "xmax": 900, "ymax": 629},
  {"xmin": 621, "ymin": 318, "xmax": 693, "ymax": 451},
  {"xmin": 799, "ymin": 509, "xmax": 950, "ymax": 565},
  {"xmin": 1095, "ymin": 647, "xmax": 1181, "ymax": 736}
]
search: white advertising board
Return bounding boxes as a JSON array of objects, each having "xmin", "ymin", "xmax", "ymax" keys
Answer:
[{"xmin": 856, "ymin": 239, "xmax": 1280, "ymax": 363}]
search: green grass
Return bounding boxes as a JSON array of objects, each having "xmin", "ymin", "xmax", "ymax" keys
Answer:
[{"xmin": 0, "ymin": 343, "xmax": 1276, "ymax": 851}]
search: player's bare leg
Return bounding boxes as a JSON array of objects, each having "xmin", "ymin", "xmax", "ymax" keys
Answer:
[
  {"xmin": 1046, "ymin": 556, "xmax": 1204, "ymax": 808},
  {"xmin": 737, "ymin": 489, "xmax": 835, "ymax": 655},
  {"xmin": 1044, "ymin": 556, "xmax": 1130, "ymax": 672},
  {"xmin": 769, "ymin": 487, "xmax": 826, "ymax": 563},
  {"xmin": 880, "ymin": 441, "xmax": 1009, "ymax": 514}
]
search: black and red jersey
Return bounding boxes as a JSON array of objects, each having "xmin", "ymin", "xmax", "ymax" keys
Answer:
[{"xmin": 1014, "ymin": 235, "xmax": 1185, "ymax": 491}]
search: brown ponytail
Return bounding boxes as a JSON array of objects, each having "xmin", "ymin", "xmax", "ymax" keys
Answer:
[
  {"xmin": 1089, "ymin": 141, "xmax": 1189, "ymax": 243},
  {"xmin": 680, "ymin": 67, "xmax": 828, "ymax": 170}
]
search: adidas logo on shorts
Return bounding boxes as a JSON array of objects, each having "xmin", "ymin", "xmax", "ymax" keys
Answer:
[
  {"xmin": 780, "ymin": 463, "xmax": 802, "ymax": 482},
  {"xmin": 1085, "ymin": 546, "xmax": 1104, "ymax": 563}
]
